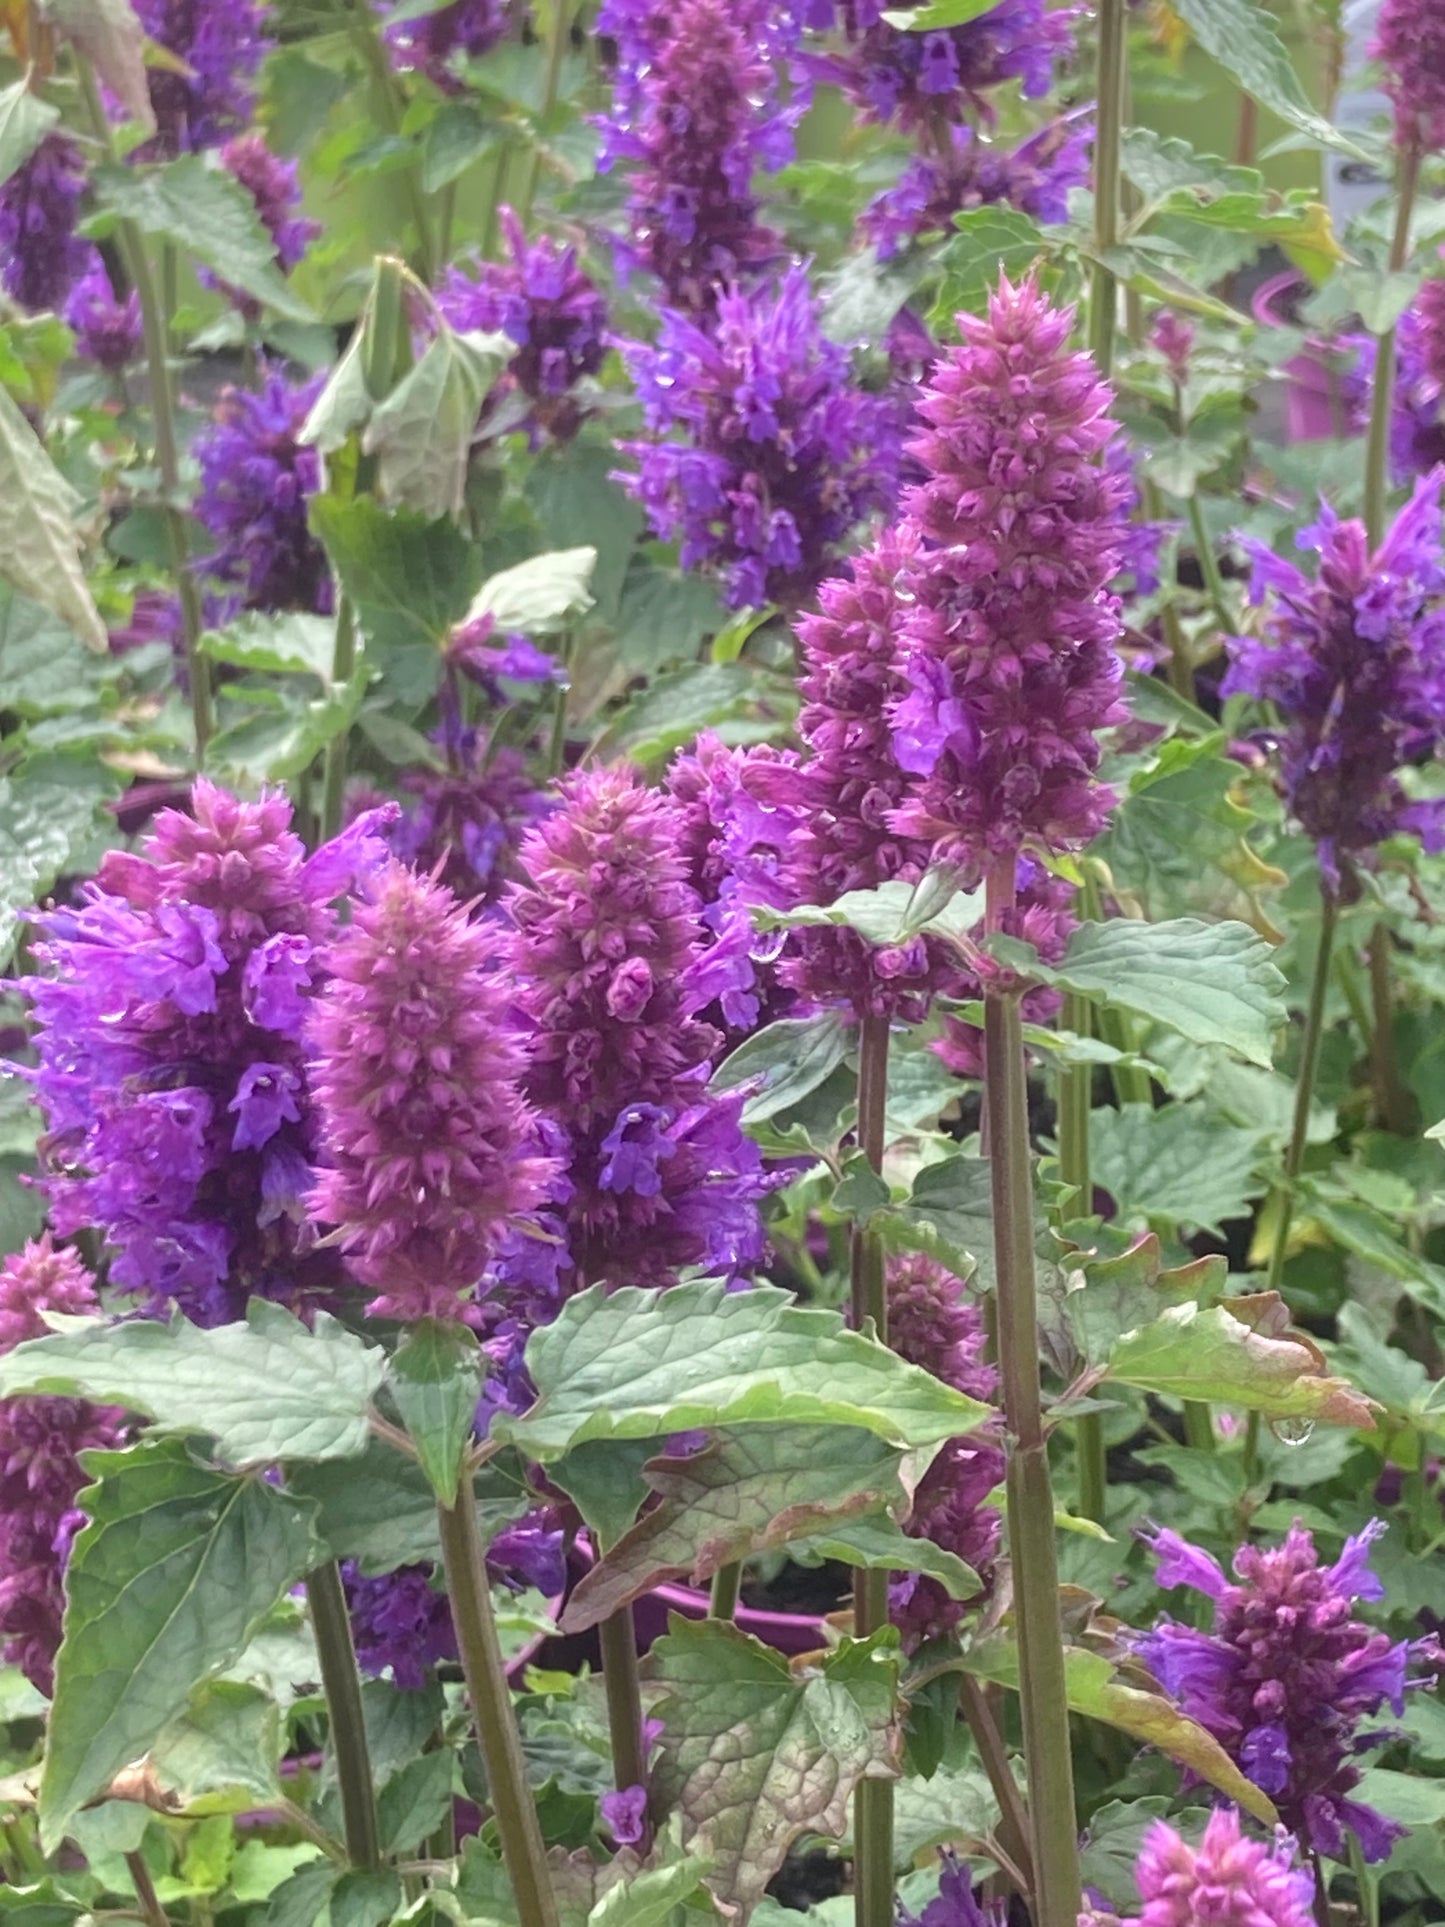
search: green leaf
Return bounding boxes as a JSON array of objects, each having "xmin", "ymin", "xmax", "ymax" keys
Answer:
[
  {"xmin": 421, "ymin": 101, "xmax": 506, "ymax": 191},
  {"xmin": 1100, "ymin": 1293, "xmax": 1379, "ymax": 1428},
  {"xmin": 258, "ymin": 1859, "xmax": 335, "ymax": 1927},
  {"xmin": 931, "ymin": 207, "xmax": 1048, "ymax": 322},
  {"xmin": 0, "ymin": 768, "xmax": 117, "ymax": 966},
  {"xmin": 1089, "ymin": 1102, "xmax": 1268, "ymax": 1234},
  {"xmin": 586, "ymin": 1852, "xmax": 715, "ymax": 1927},
  {"xmin": 652, "ymin": 1622, "xmax": 900, "ymax": 1917},
  {"xmin": 200, "ymin": 612, "xmax": 337, "ymax": 683},
  {"xmin": 329, "ymin": 1871, "xmax": 403, "ymax": 1927},
  {"xmin": 467, "ymin": 547, "xmax": 597, "ymax": 635},
  {"xmin": 291, "ymin": 1437, "xmax": 529, "ymax": 1573},
  {"xmin": 561, "ymin": 1425, "xmax": 932, "ymax": 1632},
  {"xmin": 596, "ymin": 662, "xmax": 764, "ymax": 766},
  {"xmin": 758, "ymin": 878, "xmax": 984, "ymax": 949},
  {"xmin": 1165, "ymin": 0, "xmax": 1369, "ymax": 160},
  {"xmin": 299, "ymin": 322, "xmax": 373, "ymax": 457},
  {"xmin": 42, "ymin": 1440, "xmax": 321, "ymax": 1849},
  {"xmin": 1295, "ymin": 1183, "xmax": 1445, "ymax": 1319},
  {"xmin": 498, "ymin": 1279, "xmax": 989, "ymax": 1462},
  {"xmin": 376, "ymin": 1752, "xmax": 454, "ymax": 1856},
  {"xmin": 789, "ymin": 1515, "xmax": 983, "ymax": 1599},
  {"xmin": 962, "ymin": 1637, "xmax": 1277, "ymax": 1825},
  {"xmin": 1354, "ymin": 1767, "xmax": 1445, "ymax": 1831},
  {"xmin": 1063, "ymin": 1233, "xmax": 1225, "ymax": 1367},
  {"xmin": 546, "ymin": 1439, "xmax": 655, "ymax": 1549},
  {"xmin": 819, "ymin": 246, "xmax": 931, "ymax": 346},
  {"xmin": 0, "ymin": 385, "xmax": 107, "ymax": 654},
  {"xmin": 363, "ymin": 328, "xmax": 510, "ymax": 520},
  {"xmin": 44, "ymin": 0, "xmax": 155, "ymax": 136},
  {"xmin": 0, "ymin": 82, "xmax": 59, "ymax": 189},
  {"xmin": 996, "ymin": 917, "xmax": 1286, "ymax": 1068},
  {"xmin": 0, "ymin": 1882, "xmax": 83, "ymax": 1927},
  {"xmin": 524, "ymin": 441, "xmax": 644, "ymax": 624},
  {"xmin": 387, "ymin": 1321, "xmax": 483, "ymax": 1506},
  {"xmin": 0, "ymin": 1300, "xmax": 386, "ymax": 1469},
  {"xmin": 309, "ymin": 497, "xmax": 482, "ymax": 704},
  {"xmin": 876, "ymin": 1155, "xmax": 1003, "ymax": 1290},
  {"xmin": 881, "ymin": 0, "xmax": 1002, "ymax": 25},
  {"xmin": 149, "ymin": 1679, "xmax": 284, "ymax": 1815},
  {"xmin": 205, "ymin": 669, "xmax": 369, "ymax": 784},
  {"xmin": 91, "ymin": 160, "xmax": 314, "ymax": 323},
  {"xmin": 711, "ymin": 1011, "xmax": 852, "ymax": 1125}
]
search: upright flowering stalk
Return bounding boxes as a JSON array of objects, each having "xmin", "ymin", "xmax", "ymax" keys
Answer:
[
  {"xmin": 385, "ymin": 0, "xmax": 518, "ymax": 89},
  {"xmin": 199, "ymin": 136, "xmax": 319, "ymax": 317},
  {"xmin": 1084, "ymin": 1808, "xmax": 1315, "ymax": 1927},
  {"xmin": 886, "ymin": 274, "xmax": 1131, "ymax": 1927},
  {"xmin": 24, "ymin": 782, "xmax": 390, "ymax": 1326},
  {"xmin": 0, "ymin": 1238, "xmax": 124, "ymax": 1696},
  {"xmin": 596, "ymin": 0, "xmax": 793, "ymax": 310},
  {"xmin": 194, "ymin": 366, "xmax": 332, "ymax": 614},
  {"xmin": 64, "ymin": 259, "xmax": 144, "ymax": 372},
  {"xmin": 0, "ymin": 134, "xmax": 88, "ymax": 315},
  {"xmin": 504, "ymin": 765, "xmax": 770, "ymax": 1308},
  {"xmin": 863, "ymin": 120, "xmax": 1090, "ymax": 260},
  {"xmin": 1138, "ymin": 1523, "xmax": 1431, "ymax": 1862},
  {"xmin": 618, "ymin": 268, "xmax": 899, "ymax": 612},
  {"xmin": 128, "ymin": 0, "xmax": 272, "ymax": 154},
  {"xmin": 1224, "ymin": 473, "xmax": 1445, "ymax": 1261},
  {"xmin": 1349, "ymin": 284, "xmax": 1445, "ymax": 482},
  {"xmin": 437, "ymin": 211, "xmax": 608, "ymax": 444}
]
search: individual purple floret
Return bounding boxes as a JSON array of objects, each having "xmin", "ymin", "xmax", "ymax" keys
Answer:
[
  {"xmin": 385, "ymin": 0, "xmax": 519, "ymax": 90},
  {"xmin": 307, "ymin": 860, "xmax": 558, "ymax": 1323},
  {"xmin": 1221, "ymin": 469, "xmax": 1445, "ymax": 900},
  {"xmin": 0, "ymin": 134, "xmax": 88, "ymax": 315},
  {"xmin": 864, "ymin": 120, "xmax": 1090, "ymax": 259},
  {"xmin": 64, "ymin": 258, "xmax": 143, "ymax": 372},
  {"xmin": 809, "ymin": 0, "xmax": 1076, "ymax": 132},
  {"xmin": 617, "ymin": 267, "xmax": 899, "ymax": 611},
  {"xmin": 198, "ymin": 135, "xmax": 319, "ymax": 318},
  {"xmin": 596, "ymin": 0, "xmax": 793, "ymax": 310},
  {"xmin": 25, "ymin": 783, "xmax": 393, "ymax": 1325},
  {"xmin": 898, "ymin": 1852, "xmax": 1004, "ymax": 1927},
  {"xmin": 1374, "ymin": 0, "xmax": 1445, "ymax": 154},
  {"xmin": 345, "ymin": 1563, "xmax": 458, "ymax": 1691},
  {"xmin": 0, "ymin": 1238, "xmax": 125, "ymax": 1697},
  {"xmin": 600, "ymin": 1786, "xmax": 648, "ymax": 1846},
  {"xmin": 193, "ymin": 365, "xmax": 333, "ymax": 614},
  {"xmin": 437, "ymin": 209, "xmax": 608, "ymax": 443},
  {"xmin": 890, "ymin": 273, "xmax": 1131, "ymax": 875},
  {"xmin": 1137, "ymin": 1520, "xmax": 1435, "ymax": 1861},
  {"xmin": 129, "ymin": 0, "xmax": 271, "ymax": 155},
  {"xmin": 504, "ymin": 765, "xmax": 771, "ymax": 1298}
]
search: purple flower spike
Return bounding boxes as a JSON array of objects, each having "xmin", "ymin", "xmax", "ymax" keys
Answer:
[
  {"xmin": 1374, "ymin": 0, "xmax": 1445, "ymax": 154},
  {"xmin": 64, "ymin": 259, "xmax": 144, "ymax": 371},
  {"xmin": 0, "ymin": 134, "xmax": 88, "ymax": 315},
  {"xmin": 618, "ymin": 267, "xmax": 900, "ymax": 612},
  {"xmin": 1221, "ymin": 469, "xmax": 1445, "ymax": 901},
  {"xmin": 197, "ymin": 135, "xmax": 319, "ymax": 317},
  {"xmin": 25, "ymin": 784, "xmax": 395, "ymax": 1325},
  {"xmin": 129, "ymin": 0, "xmax": 272, "ymax": 155},
  {"xmin": 597, "ymin": 0, "xmax": 794, "ymax": 310},
  {"xmin": 385, "ymin": 0, "xmax": 519, "ymax": 91},
  {"xmin": 1128, "ymin": 1808, "xmax": 1315, "ymax": 1927},
  {"xmin": 0, "ymin": 1238, "xmax": 125, "ymax": 1696},
  {"xmin": 864, "ymin": 120, "xmax": 1091, "ymax": 259},
  {"xmin": 194, "ymin": 364, "xmax": 332, "ymax": 614},
  {"xmin": 345, "ymin": 1562, "xmax": 458, "ymax": 1691},
  {"xmin": 1136, "ymin": 1520, "xmax": 1433, "ymax": 1861},
  {"xmin": 890, "ymin": 273, "xmax": 1131, "ymax": 874},
  {"xmin": 307, "ymin": 860, "xmax": 558, "ymax": 1324}
]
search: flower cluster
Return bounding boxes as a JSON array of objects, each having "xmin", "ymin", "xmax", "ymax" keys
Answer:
[
  {"xmin": 64, "ymin": 261, "xmax": 144, "ymax": 373},
  {"xmin": 437, "ymin": 209, "xmax": 608, "ymax": 442},
  {"xmin": 193, "ymin": 365, "xmax": 333, "ymax": 614},
  {"xmin": 385, "ymin": 0, "xmax": 519, "ymax": 90},
  {"xmin": 200, "ymin": 135, "xmax": 318, "ymax": 316},
  {"xmin": 890, "ymin": 273, "xmax": 1131, "ymax": 872},
  {"xmin": 0, "ymin": 1239, "xmax": 124, "ymax": 1697},
  {"xmin": 504, "ymin": 766, "xmax": 770, "ymax": 1303},
  {"xmin": 25, "ymin": 784, "xmax": 390, "ymax": 1325},
  {"xmin": 373, "ymin": 743, "xmax": 549, "ymax": 908},
  {"xmin": 618, "ymin": 267, "xmax": 899, "ymax": 611},
  {"xmin": 1222, "ymin": 470, "xmax": 1445, "ymax": 899},
  {"xmin": 596, "ymin": 0, "xmax": 792, "ymax": 309},
  {"xmin": 129, "ymin": 0, "xmax": 272, "ymax": 155},
  {"xmin": 885, "ymin": 1254, "xmax": 1003, "ymax": 1649},
  {"xmin": 1111, "ymin": 1809, "xmax": 1316, "ymax": 1927},
  {"xmin": 307, "ymin": 860, "xmax": 557, "ymax": 1323},
  {"xmin": 1348, "ymin": 283, "xmax": 1445, "ymax": 483},
  {"xmin": 0, "ymin": 134, "xmax": 88, "ymax": 316},
  {"xmin": 1138, "ymin": 1521, "xmax": 1431, "ymax": 1860},
  {"xmin": 1374, "ymin": 0, "xmax": 1445, "ymax": 154},
  {"xmin": 864, "ymin": 120, "xmax": 1090, "ymax": 259}
]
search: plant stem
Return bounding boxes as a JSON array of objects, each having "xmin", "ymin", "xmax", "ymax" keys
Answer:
[
  {"xmin": 518, "ymin": 0, "xmax": 573, "ymax": 224},
  {"xmin": 1182, "ymin": 1400, "xmax": 1215, "ymax": 1453},
  {"xmin": 709, "ymin": 1561, "xmax": 741, "ymax": 1620},
  {"xmin": 1088, "ymin": 0, "xmax": 1127, "ymax": 376},
  {"xmin": 1311, "ymin": 1849, "xmax": 1335, "ymax": 1927},
  {"xmin": 1363, "ymin": 139, "xmax": 1421, "ymax": 550},
  {"xmin": 76, "ymin": 60, "xmax": 211, "ymax": 757},
  {"xmin": 598, "ymin": 1603, "xmax": 651, "ymax": 1843},
  {"xmin": 1057, "ymin": 993, "xmax": 1106, "ymax": 1526},
  {"xmin": 1265, "ymin": 895, "xmax": 1338, "ymax": 1295},
  {"xmin": 1347, "ymin": 1830, "xmax": 1379, "ymax": 1927},
  {"xmin": 984, "ymin": 865, "xmax": 1082, "ymax": 1927},
  {"xmin": 124, "ymin": 1853, "xmax": 170, "ymax": 1927},
  {"xmin": 306, "ymin": 1561, "xmax": 382, "ymax": 1871},
  {"xmin": 350, "ymin": 6, "xmax": 438, "ymax": 281},
  {"xmin": 1186, "ymin": 495, "xmax": 1231, "ymax": 635},
  {"xmin": 957, "ymin": 1676, "xmax": 1034, "ymax": 1902},
  {"xmin": 1368, "ymin": 922, "xmax": 1410, "ymax": 1132},
  {"xmin": 437, "ymin": 1491, "xmax": 559, "ymax": 1927},
  {"xmin": 852, "ymin": 1010, "xmax": 893, "ymax": 1927},
  {"xmin": 320, "ymin": 598, "xmax": 358, "ymax": 840}
]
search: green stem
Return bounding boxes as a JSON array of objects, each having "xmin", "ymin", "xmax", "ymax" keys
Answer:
[
  {"xmin": 852, "ymin": 1010, "xmax": 894, "ymax": 1927},
  {"xmin": 437, "ymin": 1490, "xmax": 558, "ymax": 1927},
  {"xmin": 708, "ymin": 1562, "xmax": 741, "ymax": 1621},
  {"xmin": 306, "ymin": 1561, "xmax": 382, "ymax": 1870},
  {"xmin": 957, "ymin": 1676, "xmax": 1034, "ymax": 1904},
  {"xmin": 350, "ymin": 8, "xmax": 438, "ymax": 281},
  {"xmin": 1057, "ymin": 991, "xmax": 1106, "ymax": 1526},
  {"xmin": 984, "ymin": 863, "xmax": 1082, "ymax": 1927},
  {"xmin": 517, "ymin": 0, "xmax": 573, "ymax": 223},
  {"xmin": 320, "ymin": 599, "xmax": 358, "ymax": 840},
  {"xmin": 1088, "ymin": 0, "xmax": 1127, "ymax": 376},
  {"xmin": 1182, "ymin": 1400, "xmax": 1215, "ymax": 1453},
  {"xmin": 1311, "ymin": 1850, "xmax": 1335, "ymax": 1927},
  {"xmin": 1347, "ymin": 1831, "xmax": 1378, "ymax": 1927},
  {"xmin": 1186, "ymin": 494, "xmax": 1230, "ymax": 636},
  {"xmin": 76, "ymin": 61, "xmax": 211, "ymax": 757},
  {"xmin": 1367, "ymin": 922, "xmax": 1410, "ymax": 1133},
  {"xmin": 598, "ymin": 1603, "xmax": 651, "ymax": 1845},
  {"xmin": 124, "ymin": 1853, "xmax": 170, "ymax": 1927},
  {"xmin": 1265, "ymin": 894, "xmax": 1338, "ymax": 1295},
  {"xmin": 1363, "ymin": 139, "xmax": 1421, "ymax": 550}
]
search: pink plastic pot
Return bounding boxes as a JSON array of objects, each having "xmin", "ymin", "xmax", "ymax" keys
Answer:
[{"xmin": 1253, "ymin": 270, "xmax": 1353, "ymax": 444}]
